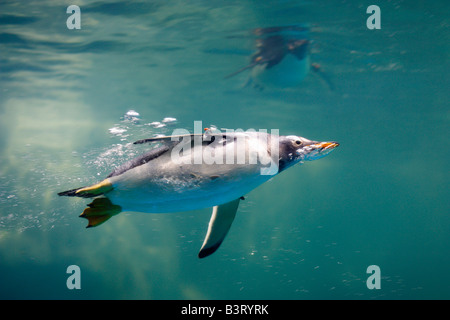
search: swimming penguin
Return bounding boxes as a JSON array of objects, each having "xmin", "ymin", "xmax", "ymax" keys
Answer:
[
  {"xmin": 58, "ymin": 130, "xmax": 339, "ymax": 258},
  {"xmin": 225, "ymin": 25, "xmax": 334, "ymax": 90}
]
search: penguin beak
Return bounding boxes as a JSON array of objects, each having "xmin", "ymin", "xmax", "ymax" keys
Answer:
[
  {"xmin": 301, "ymin": 141, "xmax": 339, "ymax": 161},
  {"xmin": 315, "ymin": 141, "xmax": 340, "ymax": 151}
]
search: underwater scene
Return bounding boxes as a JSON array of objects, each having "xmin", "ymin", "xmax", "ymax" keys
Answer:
[{"xmin": 0, "ymin": 0, "xmax": 449, "ymax": 300}]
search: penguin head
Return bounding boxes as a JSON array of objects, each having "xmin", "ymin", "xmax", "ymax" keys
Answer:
[{"xmin": 278, "ymin": 135, "xmax": 339, "ymax": 172}]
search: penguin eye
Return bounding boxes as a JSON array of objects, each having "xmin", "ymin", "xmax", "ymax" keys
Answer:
[{"xmin": 295, "ymin": 140, "xmax": 302, "ymax": 146}]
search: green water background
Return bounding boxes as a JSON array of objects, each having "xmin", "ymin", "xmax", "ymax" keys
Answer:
[{"xmin": 0, "ymin": 0, "xmax": 449, "ymax": 299}]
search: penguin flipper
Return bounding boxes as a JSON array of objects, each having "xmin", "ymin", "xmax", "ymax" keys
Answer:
[
  {"xmin": 198, "ymin": 197, "xmax": 241, "ymax": 258},
  {"xmin": 133, "ymin": 134, "xmax": 203, "ymax": 145},
  {"xmin": 80, "ymin": 197, "xmax": 122, "ymax": 228},
  {"xmin": 224, "ymin": 62, "xmax": 257, "ymax": 79},
  {"xmin": 133, "ymin": 133, "xmax": 228, "ymax": 147}
]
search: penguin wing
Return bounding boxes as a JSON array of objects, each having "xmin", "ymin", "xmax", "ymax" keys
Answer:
[
  {"xmin": 224, "ymin": 62, "xmax": 258, "ymax": 79},
  {"xmin": 198, "ymin": 197, "xmax": 241, "ymax": 258},
  {"xmin": 133, "ymin": 134, "xmax": 203, "ymax": 145},
  {"xmin": 133, "ymin": 133, "xmax": 236, "ymax": 147},
  {"xmin": 107, "ymin": 145, "xmax": 171, "ymax": 178}
]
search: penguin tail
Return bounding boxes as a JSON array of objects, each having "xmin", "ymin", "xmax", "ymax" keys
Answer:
[
  {"xmin": 58, "ymin": 178, "xmax": 113, "ymax": 198},
  {"xmin": 80, "ymin": 197, "xmax": 122, "ymax": 228}
]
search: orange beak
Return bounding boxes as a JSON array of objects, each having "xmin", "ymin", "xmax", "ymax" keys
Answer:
[{"xmin": 315, "ymin": 141, "xmax": 340, "ymax": 151}]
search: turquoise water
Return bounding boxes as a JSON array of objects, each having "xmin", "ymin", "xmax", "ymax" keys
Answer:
[{"xmin": 0, "ymin": 0, "xmax": 449, "ymax": 300}]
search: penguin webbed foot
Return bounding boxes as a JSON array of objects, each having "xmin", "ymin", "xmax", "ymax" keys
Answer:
[
  {"xmin": 80, "ymin": 197, "xmax": 122, "ymax": 228},
  {"xmin": 311, "ymin": 62, "xmax": 335, "ymax": 91}
]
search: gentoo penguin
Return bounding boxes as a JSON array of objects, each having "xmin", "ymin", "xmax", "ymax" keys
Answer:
[
  {"xmin": 225, "ymin": 25, "xmax": 334, "ymax": 89},
  {"xmin": 58, "ymin": 130, "xmax": 339, "ymax": 258}
]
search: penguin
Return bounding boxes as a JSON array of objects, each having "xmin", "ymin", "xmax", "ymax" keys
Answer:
[
  {"xmin": 225, "ymin": 25, "xmax": 334, "ymax": 90},
  {"xmin": 225, "ymin": 35, "xmax": 310, "ymax": 87},
  {"xmin": 58, "ymin": 131, "xmax": 339, "ymax": 258}
]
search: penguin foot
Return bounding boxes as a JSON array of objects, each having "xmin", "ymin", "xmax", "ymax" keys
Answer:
[{"xmin": 80, "ymin": 197, "xmax": 122, "ymax": 228}]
